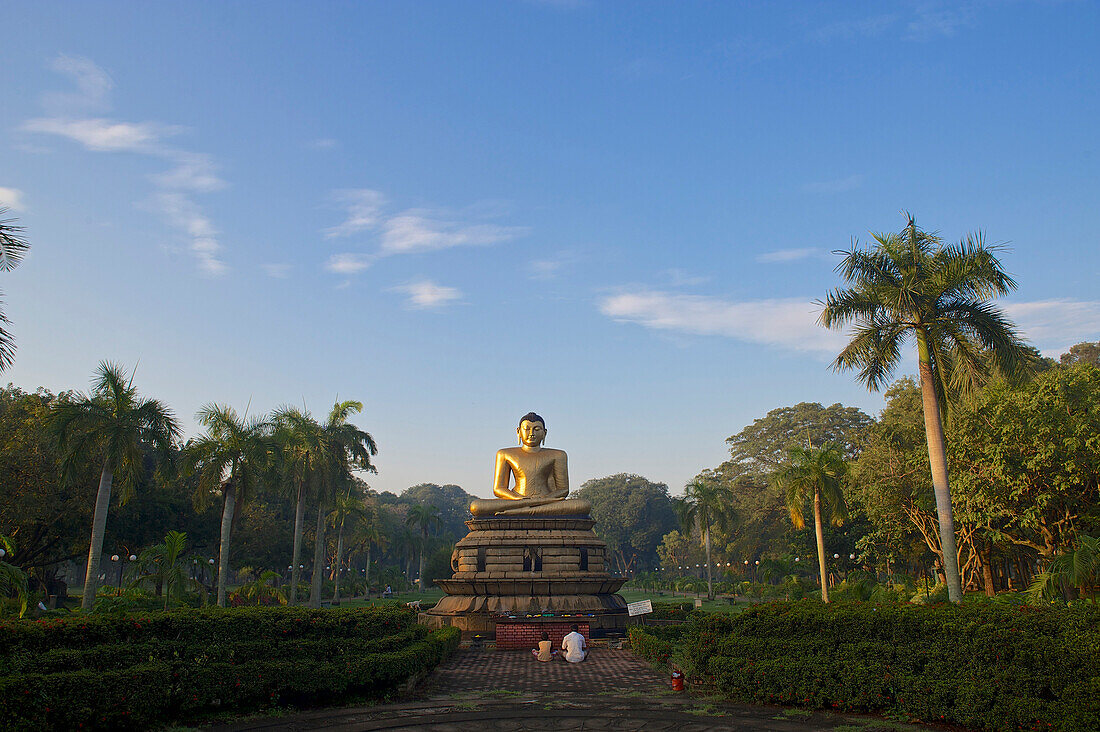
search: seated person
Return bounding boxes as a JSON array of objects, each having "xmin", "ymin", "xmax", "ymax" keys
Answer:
[
  {"xmin": 531, "ymin": 631, "xmax": 559, "ymax": 662},
  {"xmin": 561, "ymin": 624, "xmax": 587, "ymax": 663},
  {"xmin": 382, "ymin": 584, "xmax": 392, "ymax": 598}
]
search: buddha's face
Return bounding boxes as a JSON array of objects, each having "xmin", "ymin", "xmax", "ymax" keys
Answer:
[{"xmin": 517, "ymin": 419, "xmax": 546, "ymax": 448}]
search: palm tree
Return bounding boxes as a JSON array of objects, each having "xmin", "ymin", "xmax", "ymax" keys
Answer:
[
  {"xmin": 819, "ymin": 215, "xmax": 1032, "ymax": 602},
  {"xmin": 772, "ymin": 445, "xmax": 848, "ymax": 603},
  {"xmin": 309, "ymin": 400, "xmax": 377, "ymax": 608},
  {"xmin": 404, "ymin": 504, "xmax": 442, "ymax": 593},
  {"xmin": 1026, "ymin": 534, "xmax": 1100, "ymax": 605},
  {"xmin": 0, "ymin": 534, "xmax": 29, "ymax": 618},
  {"xmin": 182, "ymin": 404, "xmax": 274, "ymax": 607},
  {"xmin": 130, "ymin": 530, "xmax": 200, "ymax": 610},
  {"xmin": 673, "ymin": 477, "xmax": 734, "ymax": 600},
  {"xmin": 351, "ymin": 506, "xmax": 387, "ymax": 598},
  {"xmin": 329, "ymin": 483, "xmax": 369, "ymax": 604},
  {"xmin": 0, "ymin": 208, "xmax": 30, "ymax": 372},
  {"xmin": 272, "ymin": 407, "xmax": 325, "ymax": 606},
  {"xmin": 49, "ymin": 362, "xmax": 179, "ymax": 610}
]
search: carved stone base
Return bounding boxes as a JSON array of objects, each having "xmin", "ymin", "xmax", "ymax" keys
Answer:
[{"xmin": 419, "ymin": 515, "xmax": 628, "ymax": 637}]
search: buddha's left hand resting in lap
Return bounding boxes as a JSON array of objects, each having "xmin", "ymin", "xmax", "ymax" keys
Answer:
[{"xmin": 469, "ymin": 412, "xmax": 592, "ymax": 517}]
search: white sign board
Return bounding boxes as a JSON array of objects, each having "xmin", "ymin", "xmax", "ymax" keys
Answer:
[{"xmin": 627, "ymin": 599, "xmax": 653, "ymax": 617}]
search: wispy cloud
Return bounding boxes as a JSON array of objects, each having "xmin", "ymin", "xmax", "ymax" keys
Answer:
[
  {"xmin": 325, "ymin": 253, "xmax": 373, "ymax": 275},
  {"xmin": 1002, "ymin": 300, "xmax": 1100, "ymax": 356},
  {"xmin": 380, "ymin": 211, "xmax": 524, "ymax": 254},
  {"xmin": 21, "ymin": 117, "xmax": 177, "ymax": 153},
  {"xmin": 0, "ymin": 187, "xmax": 26, "ymax": 212},
  {"xmin": 323, "ymin": 188, "xmax": 527, "ymax": 276},
  {"xmin": 811, "ymin": 14, "xmax": 897, "ymax": 43},
  {"xmin": 755, "ymin": 248, "xmax": 824, "ymax": 264},
  {"xmin": 41, "ymin": 54, "xmax": 113, "ymax": 113},
  {"xmin": 394, "ymin": 280, "xmax": 463, "ymax": 309},
  {"xmin": 663, "ymin": 268, "xmax": 710, "ymax": 287},
  {"xmin": 155, "ymin": 193, "xmax": 225, "ymax": 276},
  {"xmin": 907, "ymin": 3, "xmax": 975, "ymax": 39},
  {"xmin": 307, "ymin": 137, "xmax": 338, "ymax": 150},
  {"xmin": 599, "ymin": 289, "xmax": 847, "ymax": 354},
  {"xmin": 261, "ymin": 263, "xmax": 291, "ymax": 279},
  {"xmin": 803, "ymin": 174, "xmax": 864, "ymax": 194},
  {"xmin": 325, "ymin": 189, "xmax": 387, "ymax": 238},
  {"xmin": 23, "ymin": 54, "xmax": 228, "ymax": 276}
]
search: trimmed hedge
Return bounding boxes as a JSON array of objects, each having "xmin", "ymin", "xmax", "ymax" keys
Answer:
[
  {"xmin": 0, "ymin": 606, "xmax": 459, "ymax": 730},
  {"xmin": 630, "ymin": 601, "xmax": 1100, "ymax": 732}
]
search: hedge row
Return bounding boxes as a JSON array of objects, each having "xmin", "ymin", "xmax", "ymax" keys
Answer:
[
  {"xmin": 0, "ymin": 607, "xmax": 460, "ymax": 730},
  {"xmin": 629, "ymin": 601, "xmax": 1100, "ymax": 732}
]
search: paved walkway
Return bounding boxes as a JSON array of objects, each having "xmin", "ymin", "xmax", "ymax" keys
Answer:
[{"xmin": 214, "ymin": 648, "xmax": 958, "ymax": 731}]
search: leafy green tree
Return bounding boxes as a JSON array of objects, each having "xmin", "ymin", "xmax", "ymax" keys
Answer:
[
  {"xmin": 575, "ymin": 474, "xmax": 678, "ymax": 576},
  {"xmin": 0, "ymin": 534, "xmax": 29, "ymax": 617},
  {"xmin": 820, "ymin": 214, "xmax": 1032, "ymax": 602},
  {"xmin": 772, "ymin": 445, "xmax": 848, "ymax": 602},
  {"xmin": 656, "ymin": 530, "xmax": 704, "ymax": 575},
  {"xmin": 397, "ymin": 483, "xmax": 476, "ymax": 540},
  {"xmin": 182, "ymin": 404, "xmax": 274, "ymax": 607},
  {"xmin": 0, "ymin": 386, "xmax": 97, "ymax": 576},
  {"xmin": 674, "ymin": 477, "xmax": 735, "ymax": 599},
  {"xmin": 725, "ymin": 402, "xmax": 872, "ymax": 473},
  {"xmin": 0, "ymin": 209, "xmax": 29, "ymax": 371},
  {"xmin": 1059, "ymin": 341, "xmax": 1100, "ymax": 367},
  {"xmin": 948, "ymin": 363, "xmax": 1100, "ymax": 559},
  {"xmin": 49, "ymin": 362, "xmax": 180, "ymax": 610},
  {"xmin": 405, "ymin": 504, "xmax": 442, "ymax": 593}
]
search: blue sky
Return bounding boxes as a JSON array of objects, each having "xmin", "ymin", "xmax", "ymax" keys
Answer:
[{"xmin": 3, "ymin": 1, "xmax": 1098, "ymax": 498}]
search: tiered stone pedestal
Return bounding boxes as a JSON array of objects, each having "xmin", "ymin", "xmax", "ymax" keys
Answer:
[{"xmin": 419, "ymin": 516, "xmax": 628, "ymax": 637}]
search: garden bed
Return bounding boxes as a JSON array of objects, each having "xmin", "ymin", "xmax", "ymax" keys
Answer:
[{"xmin": 0, "ymin": 606, "xmax": 459, "ymax": 730}]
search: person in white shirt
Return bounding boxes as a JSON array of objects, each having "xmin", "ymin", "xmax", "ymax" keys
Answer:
[{"xmin": 561, "ymin": 624, "xmax": 587, "ymax": 663}]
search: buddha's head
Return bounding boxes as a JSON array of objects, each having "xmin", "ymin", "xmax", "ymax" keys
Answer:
[{"xmin": 517, "ymin": 412, "xmax": 546, "ymax": 448}]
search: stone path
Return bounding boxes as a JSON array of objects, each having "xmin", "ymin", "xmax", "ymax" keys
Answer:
[{"xmin": 213, "ymin": 649, "xmax": 960, "ymax": 731}]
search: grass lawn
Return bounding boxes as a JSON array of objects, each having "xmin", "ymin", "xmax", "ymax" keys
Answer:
[
  {"xmin": 619, "ymin": 588, "xmax": 749, "ymax": 613},
  {"xmin": 336, "ymin": 588, "xmax": 445, "ymax": 609}
]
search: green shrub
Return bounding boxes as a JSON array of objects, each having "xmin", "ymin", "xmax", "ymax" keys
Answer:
[
  {"xmin": 0, "ymin": 607, "xmax": 459, "ymax": 730},
  {"xmin": 628, "ymin": 601, "xmax": 1100, "ymax": 732}
]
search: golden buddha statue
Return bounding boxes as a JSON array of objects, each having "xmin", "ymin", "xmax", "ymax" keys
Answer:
[{"xmin": 469, "ymin": 412, "xmax": 592, "ymax": 517}]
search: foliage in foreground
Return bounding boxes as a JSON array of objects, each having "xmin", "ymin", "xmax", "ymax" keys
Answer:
[
  {"xmin": 630, "ymin": 601, "xmax": 1100, "ymax": 732},
  {"xmin": 0, "ymin": 606, "xmax": 459, "ymax": 730}
]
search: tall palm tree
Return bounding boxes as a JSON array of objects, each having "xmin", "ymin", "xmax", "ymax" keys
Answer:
[
  {"xmin": 673, "ymin": 477, "xmax": 734, "ymax": 600},
  {"xmin": 772, "ymin": 444, "xmax": 848, "ymax": 603},
  {"xmin": 272, "ymin": 407, "xmax": 325, "ymax": 606},
  {"xmin": 49, "ymin": 362, "xmax": 179, "ymax": 610},
  {"xmin": 0, "ymin": 208, "xmax": 30, "ymax": 372},
  {"xmin": 819, "ymin": 215, "xmax": 1032, "ymax": 602},
  {"xmin": 309, "ymin": 400, "xmax": 377, "ymax": 608},
  {"xmin": 182, "ymin": 404, "xmax": 274, "ymax": 607},
  {"xmin": 405, "ymin": 503, "xmax": 442, "ymax": 593}
]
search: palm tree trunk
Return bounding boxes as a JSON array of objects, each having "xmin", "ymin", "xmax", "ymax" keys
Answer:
[
  {"xmin": 81, "ymin": 464, "xmax": 114, "ymax": 611},
  {"xmin": 703, "ymin": 519, "xmax": 714, "ymax": 601},
  {"xmin": 332, "ymin": 522, "xmax": 345, "ymax": 604},
  {"xmin": 814, "ymin": 488, "xmax": 829, "ymax": 603},
  {"xmin": 916, "ymin": 330, "xmax": 963, "ymax": 603},
  {"xmin": 289, "ymin": 487, "xmax": 305, "ymax": 606},
  {"xmin": 364, "ymin": 543, "xmax": 371, "ymax": 599},
  {"xmin": 217, "ymin": 484, "xmax": 236, "ymax": 608},
  {"xmin": 418, "ymin": 528, "xmax": 428, "ymax": 593},
  {"xmin": 309, "ymin": 500, "xmax": 326, "ymax": 608}
]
